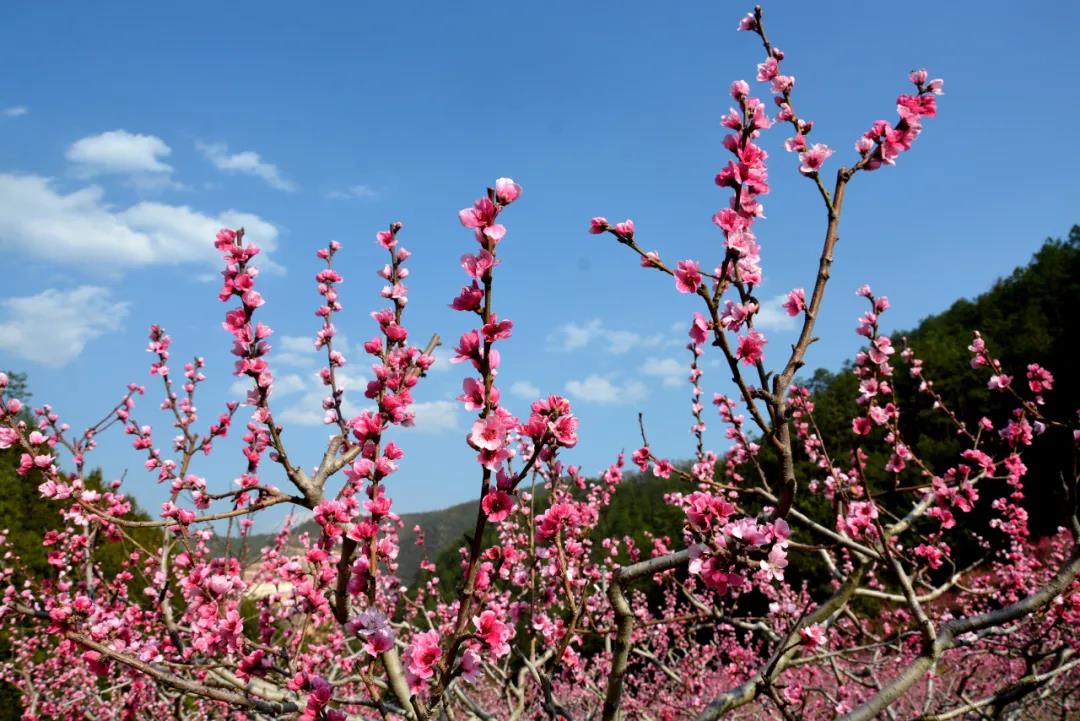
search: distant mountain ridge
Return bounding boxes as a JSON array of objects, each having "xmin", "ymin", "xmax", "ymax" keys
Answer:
[{"xmin": 236, "ymin": 498, "xmax": 482, "ymax": 585}]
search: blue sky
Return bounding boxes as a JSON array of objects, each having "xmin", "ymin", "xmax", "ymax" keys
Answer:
[{"xmin": 1, "ymin": 1, "xmax": 1077, "ymax": 530}]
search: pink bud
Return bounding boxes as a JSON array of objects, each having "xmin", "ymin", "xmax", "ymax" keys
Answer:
[{"xmin": 494, "ymin": 177, "xmax": 522, "ymax": 204}]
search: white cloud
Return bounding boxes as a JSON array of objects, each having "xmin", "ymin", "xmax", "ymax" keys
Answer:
[
  {"xmin": 280, "ymin": 335, "xmax": 317, "ymax": 353},
  {"xmin": 328, "ymin": 184, "xmax": 379, "ymax": 201},
  {"xmin": 510, "ymin": 380, "xmax": 541, "ymax": 399},
  {"xmin": 277, "ymin": 404, "xmax": 328, "ymax": 427},
  {"xmin": 753, "ymin": 293, "xmax": 798, "ymax": 332},
  {"xmin": 2, "ymin": 106, "xmax": 29, "ymax": 118},
  {"xmin": 565, "ymin": 375, "xmax": 646, "ymax": 405},
  {"xmin": 404, "ymin": 400, "xmax": 460, "ymax": 434},
  {"xmin": 277, "ymin": 369, "xmax": 368, "ymax": 427},
  {"xmin": 268, "ymin": 359, "xmax": 459, "ymax": 433},
  {"xmin": 271, "ymin": 335, "xmax": 320, "ymax": 367},
  {"xmin": 67, "ymin": 130, "xmax": 173, "ymax": 176},
  {"xmin": 197, "ymin": 141, "xmax": 296, "ymax": 192},
  {"xmin": 548, "ymin": 319, "xmax": 662, "ymax": 355},
  {"xmin": 0, "ymin": 286, "xmax": 128, "ymax": 367},
  {"xmin": 640, "ymin": 357, "xmax": 687, "ymax": 388},
  {"xmin": 0, "ymin": 173, "xmax": 279, "ymax": 272}
]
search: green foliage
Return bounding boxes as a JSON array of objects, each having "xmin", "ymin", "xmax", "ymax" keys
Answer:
[{"xmin": 796, "ymin": 229, "xmax": 1078, "ymax": 535}]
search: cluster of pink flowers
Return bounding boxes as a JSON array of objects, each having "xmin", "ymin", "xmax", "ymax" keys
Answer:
[
  {"xmin": 405, "ymin": 629, "xmax": 442, "ymax": 691},
  {"xmin": 337, "ymin": 224, "xmax": 434, "ymax": 607},
  {"xmin": 712, "ymin": 81, "xmax": 770, "ymax": 292},
  {"xmin": 453, "ymin": 179, "xmax": 521, "ymax": 479},
  {"xmin": 855, "ymin": 69, "xmax": 943, "ymax": 170},
  {"xmin": 740, "ymin": 17, "xmax": 835, "ymax": 180},
  {"xmin": 217, "ymin": 229, "xmax": 273, "ymax": 402}
]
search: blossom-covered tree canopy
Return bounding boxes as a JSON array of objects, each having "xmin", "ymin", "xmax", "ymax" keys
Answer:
[{"xmin": 1, "ymin": 6, "xmax": 1077, "ymax": 721}]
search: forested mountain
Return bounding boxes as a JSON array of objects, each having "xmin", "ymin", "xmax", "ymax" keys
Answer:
[{"xmin": 788, "ymin": 227, "xmax": 1079, "ymax": 538}]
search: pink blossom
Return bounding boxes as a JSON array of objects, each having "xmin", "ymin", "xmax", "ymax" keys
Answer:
[
  {"xmin": 756, "ymin": 57, "xmax": 779, "ymax": 82},
  {"xmin": 798, "ymin": 143, "xmax": 833, "ymax": 175},
  {"xmin": 494, "ymin": 177, "xmax": 522, "ymax": 204},
  {"xmin": 720, "ymin": 300, "xmax": 758, "ymax": 332},
  {"xmin": 612, "ymin": 219, "xmax": 635, "ymax": 238},
  {"xmin": 736, "ymin": 330, "xmax": 766, "ymax": 365},
  {"xmin": 481, "ymin": 315, "xmax": 513, "ymax": 343},
  {"xmin": 689, "ymin": 312, "xmax": 711, "ymax": 345},
  {"xmin": 800, "ymin": 623, "xmax": 827, "ymax": 648},
  {"xmin": 641, "ymin": 250, "xmax": 661, "ymax": 268},
  {"xmin": 469, "ymin": 415, "xmax": 508, "ymax": 452},
  {"xmin": 0, "ymin": 428, "xmax": 17, "ymax": 450},
  {"xmin": 782, "ymin": 288, "xmax": 806, "ymax": 316},
  {"xmin": 589, "ymin": 217, "xmax": 608, "ymax": 234},
  {"xmin": 784, "ymin": 134, "xmax": 807, "ymax": 153},
  {"xmin": 550, "ymin": 413, "xmax": 579, "ymax": 447},
  {"xmin": 473, "ymin": 609, "xmax": 514, "ymax": 658},
  {"xmin": 461, "ymin": 250, "xmax": 497, "ymax": 280},
  {"xmin": 458, "ymin": 377, "xmax": 496, "ymax": 411},
  {"xmin": 459, "ymin": 649, "xmax": 482, "ymax": 682},
  {"xmin": 351, "ymin": 609, "xmax": 394, "ymax": 655},
  {"xmin": 459, "ymin": 197, "xmax": 496, "ymax": 229},
  {"xmin": 1026, "ymin": 364, "xmax": 1054, "ymax": 394},
  {"xmin": 376, "ymin": 229, "xmax": 396, "ymax": 249},
  {"xmin": 451, "ymin": 330, "xmax": 482, "ymax": 365},
  {"xmin": 759, "ymin": 544, "xmax": 788, "ymax": 581},
  {"xmin": 675, "ymin": 260, "xmax": 702, "ymax": 294},
  {"xmin": 481, "ymin": 490, "xmax": 514, "ymax": 522},
  {"xmin": 405, "ymin": 630, "xmax": 442, "ymax": 686},
  {"xmin": 631, "ymin": 447, "xmax": 650, "ymax": 471}
]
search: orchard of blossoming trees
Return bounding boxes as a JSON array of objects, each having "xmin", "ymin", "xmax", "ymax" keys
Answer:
[{"xmin": 1, "ymin": 6, "xmax": 1078, "ymax": 721}]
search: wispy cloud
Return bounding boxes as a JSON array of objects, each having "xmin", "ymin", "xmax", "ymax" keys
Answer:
[
  {"xmin": 0, "ymin": 173, "xmax": 279, "ymax": 273},
  {"xmin": 0, "ymin": 286, "xmax": 128, "ymax": 367},
  {"xmin": 328, "ymin": 184, "xmax": 379, "ymax": 201},
  {"xmin": 565, "ymin": 374, "xmax": 646, "ymax": 404},
  {"xmin": 272, "ymin": 335, "xmax": 320, "ymax": 367},
  {"xmin": 548, "ymin": 319, "xmax": 663, "ymax": 355},
  {"xmin": 277, "ymin": 369, "xmax": 369, "ymax": 426},
  {"xmin": 402, "ymin": 400, "xmax": 460, "ymax": 434},
  {"xmin": 639, "ymin": 357, "xmax": 688, "ymax": 388},
  {"xmin": 509, "ymin": 380, "xmax": 541, "ymax": 398},
  {"xmin": 268, "ymin": 366, "xmax": 460, "ymax": 435},
  {"xmin": 2, "ymin": 106, "xmax": 29, "ymax": 118},
  {"xmin": 197, "ymin": 141, "xmax": 296, "ymax": 192}
]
